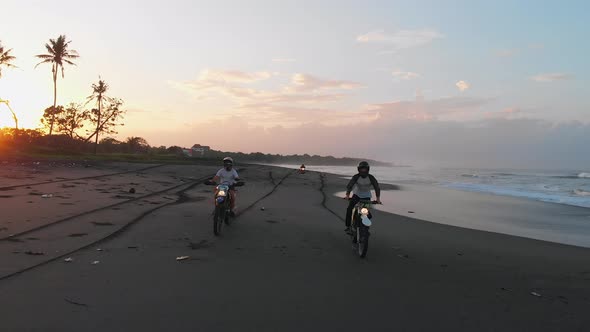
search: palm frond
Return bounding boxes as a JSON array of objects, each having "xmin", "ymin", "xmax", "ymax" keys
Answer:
[
  {"xmin": 36, "ymin": 35, "xmax": 78, "ymax": 76},
  {"xmin": 44, "ymin": 43, "xmax": 55, "ymax": 55},
  {"xmin": 0, "ymin": 48, "xmax": 15, "ymax": 57},
  {"xmin": 0, "ymin": 45, "xmax": 17, "ymax": 71},
  {"xmin": 1, "ymin": 54, "xmax": 17, "ymax": 62},
  {"xmin": 34, "ymin": 59, "xmax": 53, "ymax": 68},
  {"xmin": 0, "ymin": 63, "xmax": 17, "ymax": 69},
  {"xmin": 0, "ymin": 61, "xmax": 17, "ymax": 69}
]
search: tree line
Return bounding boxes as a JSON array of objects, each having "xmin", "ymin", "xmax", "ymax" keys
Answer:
[{"xmin": 203, "ymin": 150, "xmax": 392, "ymax": 166}]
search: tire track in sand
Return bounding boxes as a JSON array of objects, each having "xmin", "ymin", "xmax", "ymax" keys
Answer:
[
  {"xmin": 0, "ymin": 174, "xmax": 213, "ymax": 281},
  {"xmin": 0, "ymin": 164, "xmax": 165, "ymax": 191}
]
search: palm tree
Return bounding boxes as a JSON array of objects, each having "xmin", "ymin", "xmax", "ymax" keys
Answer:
[
  {"xmin": 0, "ymin": 42, "xmax": 18, "ymax": 129},
  {"xmin": 35, "ymin": 35, "xmax": 79, "ymax": 135},
  {"xmin": 0, "ymin": 99, "xmax": 18, "ymax": 129},
  {"xmin": 87, "ymin": 78, "xmax": 111, "ymax": 154},
  {"xmin": 0, "ymin": 41, "xmax": 17, "ymax": 78}
]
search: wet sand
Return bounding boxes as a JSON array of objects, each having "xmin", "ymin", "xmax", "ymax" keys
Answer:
[
  {"xmin": 0, "ymin": 162, "xmax": 589, "ymax": 331},
  {"xmin": 376, "ymin": 183, "xmax": 590, "ymax": 248}
]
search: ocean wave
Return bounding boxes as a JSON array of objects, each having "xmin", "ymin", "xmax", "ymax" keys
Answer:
[
  {"xmin": 492, "ymin": 173, "xmax": 518, "ymax": 177},
  {"xmin": 537, "ymin": 184, "xmax": 561, "ymax": 191},
  {"xmin": 574, "ymin": 189, "xmax": 590, "ymax": 197},
  {"xmin": 553, "ymin": 173, "xmax": 590, "ymax": 179},
  {"xmin": 444, "ymin": 182, "xmax": 590, "ymax": 208}
]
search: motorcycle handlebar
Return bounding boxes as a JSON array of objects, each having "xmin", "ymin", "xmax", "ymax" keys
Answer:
[
  {"xmin": 343, "ymin": 197, "xmax": 382, "ymax": 204},
  {"xmin": 204, "ymin": 180, "xmax": 245, "ymax": 187}
]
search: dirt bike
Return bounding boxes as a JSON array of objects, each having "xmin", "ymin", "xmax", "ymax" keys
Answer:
[
  {"xmin": 348, "ymin": 199, "xmax": 380, "ymax": 258},
  {"xmin": 298, "ymin": 166, "xmax": 306, "ymax": 174},
  {"xmin": 205, "ymin": 180, "xmax": 244, "ymax": 236}
]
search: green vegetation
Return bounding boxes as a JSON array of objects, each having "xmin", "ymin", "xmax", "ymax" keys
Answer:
[
  {"xmin": 0, "ymin": 128, "xmax": 390, "ymax": 166},
  {"xmin": 204, "ymin": 150, "xmax": 392, "ymax": 166}
]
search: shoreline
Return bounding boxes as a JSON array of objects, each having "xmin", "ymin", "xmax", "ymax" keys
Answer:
[
  {"xmin": 376, "ymin": 184, "xmax": 590, "ymax": 249},
  {"xmin": 276, "ymin": 163, "xmax": 590, "ymax": 248},
  {"xmin": 319, "ymin": 168, "xmax": 590, "ymax": 254},
  {"xmin": 273, "ymin": 163, "xmax": 590, "ymax": 208}
]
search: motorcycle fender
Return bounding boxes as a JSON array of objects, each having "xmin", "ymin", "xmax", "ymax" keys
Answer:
[{"xmin": 361, "ymin": 215, "xmax": 372, "ymax": 227}]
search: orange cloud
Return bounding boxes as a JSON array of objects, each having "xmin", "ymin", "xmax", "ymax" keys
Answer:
[
  {"xmin": 456, "ymin": 80, "xmax": 470, "ymax": 92},
  {"xmin": 290, "ymin": 73, "xmax": 363, "ymax": 91},
  {"xmin": 199, "ymin": 69, "xmax": 273, "ymax": 83},
  {"xmin": 170, "ymin": 69, "xmax": 364, "ymax": 126}
]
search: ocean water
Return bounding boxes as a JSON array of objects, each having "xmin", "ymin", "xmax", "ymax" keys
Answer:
[
  {"xmin": 284, "ymin": 165, "xmax": 590, "ymax": 209},
  {"xmin": 273, "ymin": 164, "xmax": 590, "ymax": 247}
]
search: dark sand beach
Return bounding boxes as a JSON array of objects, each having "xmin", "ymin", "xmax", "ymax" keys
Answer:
[{"xmin": 1, "ymin": 161, "xmax": 589, "ymax": 331}]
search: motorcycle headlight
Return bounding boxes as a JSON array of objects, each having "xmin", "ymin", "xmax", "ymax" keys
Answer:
[
  {"xmin": 218, "ymin": 190, "xmax": 226, "ymax": 197},
  {"xmin": 360, "ymin": 208, "xmax": 369, "ymax": 215}
]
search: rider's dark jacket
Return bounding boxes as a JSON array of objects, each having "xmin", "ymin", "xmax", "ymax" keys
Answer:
[{"xmin": 346, "ymin": 174, "xmax": 380, "ymax": 199}]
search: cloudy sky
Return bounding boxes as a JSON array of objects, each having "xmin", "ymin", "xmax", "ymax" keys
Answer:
[{"xmin": 1, "ymin": 0, "xmax": 588, "ymax": 168}]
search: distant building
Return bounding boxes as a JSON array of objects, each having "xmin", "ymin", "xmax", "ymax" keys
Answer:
[
  {"xmin": 192, "ymin": 144, "xmax": 210, "ymax": 157},
  {"xmin": 182, "ymin": 144, "xmax": 211, "ymax": 157},
  {"xmin": 181, "ymin": 149, "xmax": 193, "ymax": 157}
]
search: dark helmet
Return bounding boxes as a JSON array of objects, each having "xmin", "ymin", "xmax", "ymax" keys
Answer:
[{"xmin": 357, "ymin": 161, "xmax": 370, "ymax": 173}]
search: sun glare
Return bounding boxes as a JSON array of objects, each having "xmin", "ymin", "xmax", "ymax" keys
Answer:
[{"xmin": 0, "ymin": 70, "xmax": 51, "ymax": 129}]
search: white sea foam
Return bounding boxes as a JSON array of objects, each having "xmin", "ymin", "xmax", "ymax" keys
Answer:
[
  {"xmin": 574, "ymin": 189, "xmax": 590, "ymax": 197},
  {"xmin": 444, "ymin": 183, "xmax": 590, "ymax": 208}
]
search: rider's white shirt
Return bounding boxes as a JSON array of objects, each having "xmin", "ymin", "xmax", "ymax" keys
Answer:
[{"xmin": 216, "ymin": 168, "xmax": 239, "ymax": 185}]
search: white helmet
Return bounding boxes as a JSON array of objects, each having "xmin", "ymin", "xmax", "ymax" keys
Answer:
[{"xmin": 223, "ymin": 157, "xmax": 234, "ymax": 165}]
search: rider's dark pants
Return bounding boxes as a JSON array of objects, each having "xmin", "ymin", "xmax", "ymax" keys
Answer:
[{"xmin": 345, "ymin": 195, "xmax": 363, "ymax": 227}]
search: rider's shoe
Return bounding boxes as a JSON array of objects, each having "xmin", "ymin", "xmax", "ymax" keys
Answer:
[{"xmin": 344, "ymin": 227, "xmax": 352, "ymax": 235}]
